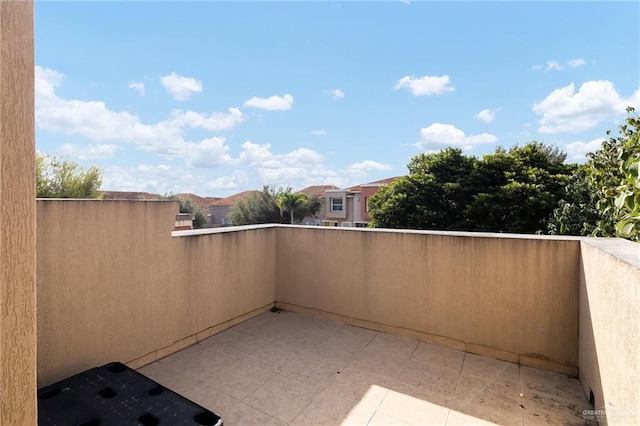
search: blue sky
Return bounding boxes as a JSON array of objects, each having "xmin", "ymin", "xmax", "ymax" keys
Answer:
[{"xmin": 35, "ymin": 1, "xmax": 639, "ymax": 197}]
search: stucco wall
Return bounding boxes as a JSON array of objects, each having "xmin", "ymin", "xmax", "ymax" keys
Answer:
[
  {"xmin": 0, "ymin": 2, "xmax": 37, "ymax": 424},
  {"xmin": 37, "ymin": 207, "xmax": 640, "ymax": 416},
  {"xmin": 579, "ymin": 238, "xmax": 640, "ymax": 425},
  {"xmin": 276, "ymin": 227, "xmax": 582, "ymax": 373},
  {"xmin": 37, "ymin": 200, "xmax": 276, "ymax": 386}
]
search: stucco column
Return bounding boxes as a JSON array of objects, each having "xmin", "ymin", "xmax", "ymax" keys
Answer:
[{"xmin": 0, "ymin": 1, "xmax": 36, "ymax": 424}]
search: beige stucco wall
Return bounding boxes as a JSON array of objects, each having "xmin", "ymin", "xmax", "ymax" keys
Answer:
[
  {"xmin": 37, "ymin": 200, "xmax": 276, "ymax": 386},
  {"xmin": 0, "ymin": 1, "xmax": 37, "ymax": 424},
  {"xmin": 579, "ymin": 238, "xmax": 640, "ymax": 425},
  {"xmin": 37, "ymin": 208, "xmax": 640, "ymax": 413},
  {"xmin": 276, "ymin": 227, "xmax": 581, "ymax": 372}
]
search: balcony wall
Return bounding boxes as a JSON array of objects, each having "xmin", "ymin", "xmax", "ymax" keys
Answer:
[
  {"xmin": 579, "ymin": 238, "xmax": 640, "ymax": 424},
  {"xmin": 276, "ymin": 227, "xmax": 581, "ymax": 374},
  {"xmin": 36, "ymin": 201, "xmax": 640, "ymax": 424},
  {"xmin": 37, "ymin": 200, "xmax": 276, "ymax": 386}
]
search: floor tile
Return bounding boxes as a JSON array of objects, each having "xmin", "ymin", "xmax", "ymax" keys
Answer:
[
  {"xmin": 223, "ymin": 401, "xmax": 287, "ymax": 426},
  {"xmin": 177, "ymin": 377, "xmax": 239, "ymax": 415},
  {"xmin": 394, "ymin": 359, "xmax": 460, "ymax": 407},
  {"xmin": 368, "ymin": 411, "xmax": 411, "ymax": 425},
  {"xmin": 411, "ymin": 342, "xmax": 465, "ymax": 372},
  {"xmin": 243, "ymin": 374, "xmax": 318, "ymax": 423},
  {"xmin": 135, "ymin": 312, "xmax": 592, "ymax": 426},
  {"xmin": 377, "ymin": 388, "xmax": 451, "ymax": 425},
  {"xmin": 208, "ymin": 357, "xmax": 276, "ymax": 400}
]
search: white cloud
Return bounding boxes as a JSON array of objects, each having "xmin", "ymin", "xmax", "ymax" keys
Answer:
[
  {"xmin": 128, "ymin": 81, "xmax": 145, "ymax": 96},
  {"xmin": 61, "ymin": 143, "xmax": 120, "ymax": 160},
  {"xmin": 243, "ymin": 94, "xmax": 294, "ymax": 111},
  {"xmin": 567, "ymin": 58, "xmax": 586, "ymax": 69},
  {"xmin": 415, "ymin": 123, "xmax": 497, "ymax": 150},
  {"xmin": 533, "ymin": 58, "xmax": 587, "ymax": 72},
  {"xmin": 546, "ymin": 61, "xmax": 564, "ymax": 71},
  {"xmin": 205, "ymin": 171, "xmax": 249, "ymax": 191},
  {"xmin": 166, "ymin": 108, "xmax": 245, "ymax": 132},
  {"xmin": 185, "ymin": 137, "xmax": 233, "ymax": 168},
  {"xmin": 237, "ymin": 141, "xmax": 344, "ymax": 188},
  {"xmin": 311, "ymin": 129, "xmax": 328, "ymax": 136},
  {"xmin": 565, "ymin": 138, "xmax": 605, "ymax": 161},
  {"xmin": 533, "ymin": 80, "xmax": 639, "ymax": 133},
  {"xmin": 323, "ymin": 89, "xmax": 344, "ymax": 99},
  {"xmin": 35, "ymin": 66, "xmax": 243, "ymax": 163},
  {"xmin": 475, "ymin": 108, "xmax": 501, "ymax": 123},
  {"xmin": 160, "ymin": 72, "xmax": 202, "ymax": 101},
  {"xmin": 394, "ymin": 74, "xmax": 454, "ymax": 96},
  {"xmin": 101, "ymin": 163, "xmax": 186, "ymax": 194},
  {"xmin": 345, "ymin": 160, "xmax": 392, "ymax": 177}
]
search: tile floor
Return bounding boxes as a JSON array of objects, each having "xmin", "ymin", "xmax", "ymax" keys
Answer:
[{"xmin": 138, "ymin": 311, "xmax": 596, "ymax": 425}]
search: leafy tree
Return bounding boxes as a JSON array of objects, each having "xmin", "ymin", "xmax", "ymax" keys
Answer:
[
  {"xmin": 551, "ymin": 107, "xmax": 639, "ymax": 241},
  {"xmin": 228, "ymin": 186, "xmax": 323, "ymax": 226},
  {"xmin": 547, "ymin": 167, "xmax": 602, "ymax": 236},
  {"xmin": 468, "ymin": 143, "xmax": 576, "ymax": 233},
  {"xmin": 277, "ymin": 191, "xmax": 309, "ymax": 224},
  {"xmin": 228, "ymin": 186, "xmax": 285, "ymax": 226},
  {"xmin": 369, "ymin": 142, "xmax": 576, "ymax": 233},
  {"xmin": 160, "ymin": 194, "xmax": 207, "ymax": 229},
  {"xmin": 293, "ymin": 193, "xmax": 323, "ymax": 224},
  {"xmin": 36, "ymin": 153, "xmax": 102, "ymax": 198}
]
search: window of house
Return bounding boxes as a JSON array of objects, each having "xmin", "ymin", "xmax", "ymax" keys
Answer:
[
  {"xmin": 342, "ymin": 222, "xmax": 352, "ymax": 227},
  {"xmin": 365, "ymin": 197, "xmax": 370, "ymax": 212},
  {"xmin": 355, "ymin": 222, "xmax": 368, "ymax": 228},
  {"xmin": 330, "ymin": 197, "xmax": 343, "ymax": 212}
]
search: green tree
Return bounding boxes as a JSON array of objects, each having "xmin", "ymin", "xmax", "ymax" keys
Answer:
[
  {"xmin": 549, "ymin": 107, "xmax": 640, "ymax": 241},
  {"xmin": 547, "ymin": 167, "xmax": 602, "ymax": 236},
  {"xmin": 468, "ymin": 142, "xmax": 576, "ymax": 233},
  {"xmin": 228, "ymin": 186, "xmax": 285, "ymax": 226},
  {"xmin": 228, "ymin": 186, "xmax": 323, "ymax": 226},
  {"xmin": 551, "ymin": 108, "xmax": 639, "ymax": 241},
  {"xmin": 159, "ymin": 194, "xmax": 207, "ymax": 229},
  {"xmin": 369, "ymin": 142, "xmax": 575, "ymax": 233},
  {"xmin": 36, "ymin": 153, "xmax": 102, "ymax": 198},
  {"xmin": 293, "ymin": 193, "xmax": 323, "ymax": 224},
  {"xmin": 277, "ymin": 191, "xmax": 308, "ymax": 224}
]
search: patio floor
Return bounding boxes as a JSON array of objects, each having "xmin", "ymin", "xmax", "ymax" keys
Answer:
[{"xmin": 137, "ymin": 310, "xmax": 595, "ymax": 425}]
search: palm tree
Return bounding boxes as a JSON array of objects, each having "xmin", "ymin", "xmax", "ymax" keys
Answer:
[{"xmin": 276, "ymin": 191, "xmax": 308, "ymax": 224}]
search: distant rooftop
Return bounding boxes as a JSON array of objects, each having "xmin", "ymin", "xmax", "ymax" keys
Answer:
[
  {"xmin": 211, "ymin": 190, "xmax": 259, "ymax": 207},
  {"xmin": 346, "ymin": 176, "xmax": 400, "ymax": 192},
  {"xmin": 296, "ymin": 185, "xmax": 339, "ymax": 197}
]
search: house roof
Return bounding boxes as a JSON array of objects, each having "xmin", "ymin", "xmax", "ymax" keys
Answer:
[
  {"xmin": 296, "ymin": 185, "xmax": 339, "ymax": 197},
  {"xmin": 175, "ymin": 193, "xmax": 221, "ymax": 210},
  {"xmin": 101, "ymin": 191, "xmax": 221, "ymax": 211},
  {"xmin": 210, "ymin": 190, "xmax": 259, "ymax": 206},
  {"xmin": 346, "ymin": 176, "xmax": 400, "ymax": 192}
]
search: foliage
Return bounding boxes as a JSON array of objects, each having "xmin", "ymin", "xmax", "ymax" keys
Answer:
[
  {"xmin": 549, "ymin": 107, "xmax": 639, "ymax": 241},
  {"xmin": 368, "ymin": 142, "xmax": 576, "ymax": 234},
  {"xmin": 228, "ymin": 186, "xmax": 286, "ymax": 226},
  {"xmin": 547, "ymin": 168, "xmax": 602, "ymax": 236},
  {"xmin": 36, "ymin": 153, "xmax": 103, "ymax": 198},
  {"xmin": 277, "ymin": 191, "xmax": 308, "ymax": 224},
  {"xmin": 294, "ymin": 193, "xmax": 323, "ymax": 223},
  {"xmin": 160, "ymin": 194, "xmax": 207, "ymax": 229},
  {"xmin": 228, "ymin": 186, "xmax": 323, "ymax": 226}
]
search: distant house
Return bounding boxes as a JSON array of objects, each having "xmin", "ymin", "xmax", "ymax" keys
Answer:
[
  {"xmin": 323, "ymin": 177, "xmax": 397, "ymax": 228},
  {"xmin": 101, "ymin": 191, "xmax": 221, "ymax": 230},
  {"xmin": 208, "ymin": 190, "xmax": 258, "ymax": 227},
  {"xmin": 174, "ymin": 213, "xmax": 195, "ymax": 231},
  {"xmin": 296, "ymin": 185, "xmax": 339, "ymax": 225}
]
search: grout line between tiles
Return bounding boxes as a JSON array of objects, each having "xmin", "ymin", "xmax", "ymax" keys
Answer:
[{"xmin": 444, "ymin": 350, "xmax": 468, "ymax": 425}]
